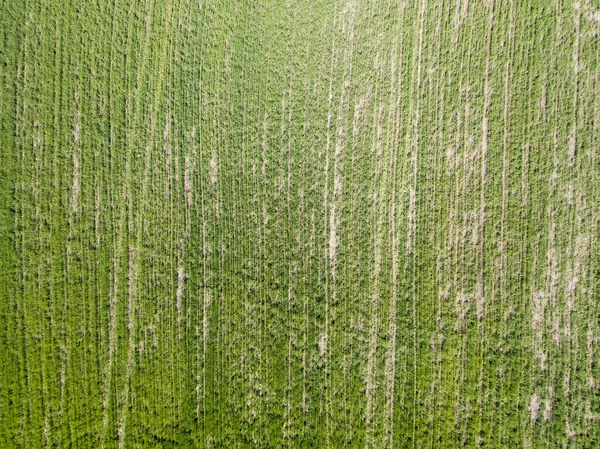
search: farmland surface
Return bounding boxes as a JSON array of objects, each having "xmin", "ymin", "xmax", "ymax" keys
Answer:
[{"xmin": 1, "ymin": 0, "xmax": 599, "ymax": 447}]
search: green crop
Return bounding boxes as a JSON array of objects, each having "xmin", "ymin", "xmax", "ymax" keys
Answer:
[{"xmin": 1, "ymin": 0, "xmax": 598, "ymax": 447}]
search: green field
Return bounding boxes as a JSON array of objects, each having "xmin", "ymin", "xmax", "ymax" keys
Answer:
[{"xmin": 1, "ymin": 0, "xmax": 599, "ymax": 447}]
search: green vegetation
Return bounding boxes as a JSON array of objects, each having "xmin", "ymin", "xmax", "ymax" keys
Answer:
[{"xmin": 1, "ymin": 0, "xmax": 599, "ymax": 447}]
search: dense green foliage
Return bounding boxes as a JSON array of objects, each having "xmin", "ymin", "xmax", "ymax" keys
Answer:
[{"xmin": 1, "ymin": 0, "xmax": 599, "ymax": 447}]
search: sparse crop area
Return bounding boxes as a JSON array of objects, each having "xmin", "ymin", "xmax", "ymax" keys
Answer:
[{"xmin": 1, "ymin": 0, "xmax": 599, "ymax": 447}]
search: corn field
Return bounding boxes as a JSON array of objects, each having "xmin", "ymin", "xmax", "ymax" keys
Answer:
[{"xmin": 1, "ymin": 0, "xmax": 599, "ymax": 447}]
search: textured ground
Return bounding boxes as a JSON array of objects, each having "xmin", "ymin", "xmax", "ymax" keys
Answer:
[{"xmin": 1, "ymin": 0, "xmax": 599, "ymax": 447}]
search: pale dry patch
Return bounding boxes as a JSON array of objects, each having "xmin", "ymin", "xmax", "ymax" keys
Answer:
[
  {"xmin": 163, "ymin": 117, "xmax": 171, "ymax": 141},
  {"xmin": 406, "ymin": 186, "xmax": 416, "ymax": 253},
  {"xmin": 453, "ymin": 0, "xmax": 470, "ymax": 35},
  {"xmin": 203, "ymin": 288, "xmax": 211, "ymax": 350},
  {"xmin": 209, "ymin": 151, "xmax": 218, "ymax": 185},
  {"xmin": 540, "ymin": 84, "xmax": 547, "ymax": 116},
  {"xmin": 72, "ymin": 121, "xmax": 80, "ymax": 143},
  {"xmin": 71, "ymin": 154, "xmax": 80, "ymax": 214},
  {"xmin": 328, "ymin": 205, "xmax": 337, "ymax": 263},
  {"xmin": 184, "ymin": 156, "xmax": 193, "ymax": 194},
  {"xmin": 587, "ymin": 376, "xmax": 596, "ymax": 389},
  {"xmin": 318, "ymin": 332, "xmax": 327, "ymax": 358},
  {"xmin": 471, "ymin": 210, "xmax": 480, "ymax": 246},
  {"xmin": 475, "ymin": 281, "xmax": 484, "ymax": 322},
  {"xmin": 574, "ymin": 233, "xmax": 591, "ymax": 260},
  {"xmin": 563, "ymin": 374, "xmax": 571, "ymax": 397},
  {"xmin": 587, "ymin": 330, "xmax": 598, "ymax": 352},
  {"xmin": 446, "ymin": 145, "xmax": 456, "ymax": 173},
  {"xmin": 537, "ymin": 350, "xmax": 547, "ymax": 372},
  {"xmin": 456, "ymin": 291, "xmax": 470, "ymax": 329},
  {"xmin": 176, "ymin": 266, "xmax": 184, "ymax": 341},
  {"xmin": 568, "ymin": 129, "xmax": 577, "ymax": 168},
  {"xmin": 585, "ymin": 405, "xmax": 600, "ymax": 422},
  {"xmin": 587, "ymin": 10, "xmax": 600, "ymax": 23},
  {"xmin": 529, "ymin": 393, "xmax": 540, "ymax": 423}
]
